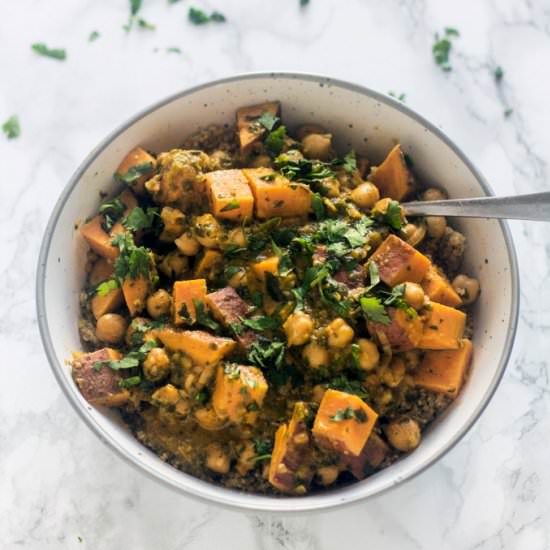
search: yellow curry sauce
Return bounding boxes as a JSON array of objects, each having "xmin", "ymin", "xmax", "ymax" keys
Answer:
[{"xmin": 72, "ymin": 101, "xmax": 478, "ymax": 495}]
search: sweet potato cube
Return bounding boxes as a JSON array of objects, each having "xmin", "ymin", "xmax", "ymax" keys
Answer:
[
  {"xmin": 173, "ymin": 279, "xmax": 207, "ymax": 324},
  {"xmin": 89, "ymin": 258, "xmax": 114, "ymax": 286},
  {"xmin": 343, "ymin": 433, "xmax": 390, "ymax": 479},
  {"xmin": 369, "ymin": 234, "xmax": 430, "ymax": 286},
  {"xmin": 212, "ymin": 364, "xmax": 268, "ymax": 423},
  {"xmin": 243, "ymin": 168, "xmax": 312, "ymax": 218},
  {"xmin": 419, "ymin": 302, "xmax": 466, "ymax": 350},
  {"xmin": 313, "ymin": 389, "xmax": 378, "ymax": 457},
  {"xmin": 80, "ymin": 216, "xmax": 119, "ymax": 260},
  {"xmin": 91, "ymin": 288, "xmax": 124, "ymax": 320},
  {"xmin": 206, "ymin": 287, "xmax": 250, "ymax": 326},
  {"xmin": 236, "ymin": 101, "xmax": 280, "ymax": 154},
  {"xmin": 115, "ymin": 146, "xmax": 156, "ymax": 194},
  {"xmin": 421, "ymin": 265, "xmax": 462, "ymax": 307},
  {"xmin": 367, "ymin": 307, "xmax": 424, "ymax": 352},
  {"xmin": 252, "ymin": 256, "xmax": 279, "ymax": 281},
  {"xmin": 71, "ymin": 348, "xmax": 129, "ymax": 407},
  {"xmin": 122, "ymin": 275, "xmax": 149, "ymax": 316},
  {"xmin": 157, "ymin": 328, "xmax": 236, "ymax": 365},
  {"xmin": 205, "ymin": 169, "xmax": 255, "ymax": 221},
  {"xmin": 193, "ymin": 250, "xmax": 223, "ymax": 279},
  {"xmin": 268, "ymin": 402, "xmax": 314, "ymax": 493},
  {"xmin": 414, "ymin": 339, "xmax": 473, "ymax": 397},
  {"xmin": 368, "ymin": 144, "xmax": 414, "ymax": 200}
]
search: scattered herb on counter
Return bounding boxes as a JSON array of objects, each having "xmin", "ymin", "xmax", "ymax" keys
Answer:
[
  {"xmin": 300, "ymin": 0, "xmax": 310, "ymax": 6},
  {"xmin": 137, "ymin": 18, "xmax": 156, "ymax": 30},
  {"xmin": 494, "ymin": 66, "xmax": 504, "ymax": 82},
  {"xmin": 31, "ymin": 43, "xmax": 67, "ymax": 60},
  {"xmin": 2, "ymin": 115, "xmax": 20, "ymax": 139},
  {"xmin": 432, "ymin": 27, "xmax": 459, "ymax": 72},
  {"xmin": 131, "ymin": 0, "xmax": 142, "ymax": 15},
  {"xmin": 504, "ymin": 107, "xmax": 513, "ymax": 118},
  {"xmin": 88, "ymin": 31, "xmax": 100, "ymax": 42},
  {"xmin": 167, "ymin": 47, "xmax": 182, "ymax": 54},
  {"xmin": 389, "ymin": 91, "xmax": 406, "ymax": 102},
  {"xmin": 188, "ymin": 7, "xmax": 226, "ymax": 24}
]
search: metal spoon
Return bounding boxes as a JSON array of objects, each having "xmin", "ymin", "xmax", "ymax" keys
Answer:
[{"xmin": 401, "ymin": 191, "xmax": 550, "ymax": 222}]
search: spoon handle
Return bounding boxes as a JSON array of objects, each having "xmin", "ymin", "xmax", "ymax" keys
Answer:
[{"xmin": 401, "ymin": 191, "xmax": 550, "ymax": 222}]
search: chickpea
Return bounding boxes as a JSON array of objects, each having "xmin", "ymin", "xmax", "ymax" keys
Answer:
[
  {"xmin": 159, "ymin": 207, "xmax": 185, "ymax": 241},
  {"xmin": 357, "ymin": 338, "xmax": 380, "ymax": 371},
  {"xmin": 385, "ymin": 417, "xmax": 421, "ymax": 452},
  {"xmin": 194, "ymin": 213, "xmax": 223, "ymax": 248},
  {"xmin": 174, "ymin": 231, "xmax": 201, "ymax": 256},
  {"xmin": 205, "ymin": 442, "xmax": 230, "ymax": 474},
  {"xmin": 226, "ymin": 227, "xmax": 247, "ymax": 248},
  {"xmin": 321, "ymin": 177, "xmax": 340, "ymax": 198},
  {"xmin": 326, "ymin": 318, "xmax": 354, "ymax": 349},
  {"xmin": 452, "ymin": 274, "xmax": 480, "ymax": 305},
  {"xmin": 249, "ymin": 154, "xmax": 272, "ymax": 168},
  {"xmin": 296, "ymin": 123, "xmax": 327, "ymax": 140},
  {"xmin": 425, "ymin": 216, "xmax": 447, "ymax": 239},
  {"xmin": 159, "ymin": 251, "xmax": 188, "ymax": 278},
  {"xmin": 303, "ymin": 342, "xmax": 330, "ymax": 369},
  {"xmin": 195, "ymin": 407, "xmax": 226, "ymax": 431},
  {"xmin": 316, "ymin": 465, "xmax": 339, "ymax": 486},
  {"xmin": 143, "ymin": 348, "xmax": 170, "ymax": 381},
  {"xmin": 311, "ymin": 384, "xmax": 327, "ymax": 403},
  {"xmin": 302, "ymin": 133, "xmax": 333, "ymax": 161},
  {"xmin": 402, "ymin": 223, "xmax": 426, "ymax": 247},
  {"xmin": 380, "ymin": 358, "xmax": 406, "ymax": 387},
  {"xmin": 146, "ymin": 289, "xmax": 172, "ymax": 319},
  {"xmin": 422, "ymin": 187, "xmax": 447, "ymax": 202},
  {"xmin": 175, "ymin": 399, "xmax": 190, "ymax": 417},
  {"xmin": 283, "ymin": 311, "xmax": 314, "ymax": 346},
  {"xmin": 236, "ymin": 441, "xmax": 256, "ymax": 476},
  {"xmin": 403, "ymin": 282, "xmax": 425, "ymax": 310},
  {"xmin": 95, "ymin": 313, "xmax": 127, "ymax": 344},
  {"xmin": 152, "ymin": 384, "xmax": 180, "ymax": 407},
  {"xmin": 350, "ymin": 182, "xmax": 380, "ymax": 210}
]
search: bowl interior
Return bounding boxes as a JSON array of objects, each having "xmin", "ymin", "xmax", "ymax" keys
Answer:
[{"xmin": 38, "ymin": 73, "xmax": 517, "ymax": 512}]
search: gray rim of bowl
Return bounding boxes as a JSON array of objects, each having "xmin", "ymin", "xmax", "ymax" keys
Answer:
[{"xmin": 36, "ymin": 71, "xmax": 520, "ymax": 513}]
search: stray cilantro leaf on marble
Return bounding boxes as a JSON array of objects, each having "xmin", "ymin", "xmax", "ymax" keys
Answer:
[
  {"xmin": 432, "ymin": 27, "xmax": 459, "ymax": 72},
  {"xmin": 2, "ymin": 115, "xmax": 20, "ymax": 139},
  {"xmin": 137, "ymin": 18, "xmax": 156, "ymax": 30},
  {"xmin": 31, "ymin": 43, "xmax": 67, "ymax": 60},
  {"xmin": 494, "ymin": 66, "xmax": 504, "ymax": 82},
  {"xmin": 300, "ymin": 0, "xmax": 310, "ymax": 6},
  {"xmin": 89, "ymin": 31, "xmax": 100, "ymax": 42},
  {"xmin": 188, "ymin": 7, "xmax": 226, "ymax": 24},
  {"xmin": 389, "ymin": 91, "xmax": 406, "ymax": 102},
  {"xmin": 167, "ymin": 47, "xmax": 182, "ymax": 54},
  {"xmin": 504, "ymin": 108, "xmax": 513, "ymax": 118},
  {"xmin": 130, "ymin": 0, "xmax": 142, "ymax": 15}
]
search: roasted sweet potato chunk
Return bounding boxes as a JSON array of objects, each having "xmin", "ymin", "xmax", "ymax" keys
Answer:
[
  {"xmin": 80, "ymin": 216, "xmax": 119, "ymax": 260},
  {"xmin": 368, "ymin": 234, "xmax": 431, "ymax": 287},
  {"xmin": 193, "ymin": 250, "xmax": 223, "ymax": 279},
  {"xmin": 368, "ymin": 144, "xmax": 414, "ymax": 200},
  {"xmin": 252, "ymin": 256, "xmax": 279, "ymax": 281},
  {"xmin": 243, "ymin": 168, "xmax": 312, "ymax": 218},
  {"xmin": 115, "ymin": 147, "xmax": 156, "ymax": 195},
  {"xmin": 367, "ymin": 307, "xmax": 424, "ymax": 352},
  {"xmin": 71, "ymin": 348, "xmax": 129, "ymax": 407},
  {"xmin": 173, "ymin": 279, "xmax": 207, "ymax": 325},
  {"xmin": 91, "ymin": 288, "xmax": 124, "ymax": 320},
  {"xmin": 268, "ymin": 402, "xmax": 314, "ymax": 493},
  {"xmin": 418, "ymin": 302, "xmax": 466, "ymax": 350},
  {"xmin": 414, "ymin": 339, "xmax": 473, "ymax": 397},
  {"xmin": 421, "ymin": 265, "xmax": 462, "ymax": 307},
  {"xmin": 205, "ymin": 169, "xmax": 255, "ymax": 221},
  {"xmin": 236, "ymin": 101, "xmax": 280, "ymax": 154},
  {"xmin": 122, "ymin": 275, "xmax": 149, "ymax": 316},
  {"xmin": 313, "ymin": 389, "xmax": 378, "ymax": 457},
  {"xmin": 212, "ymin": 364, "xmax": 268, "ymax": 424},
  {"xmin": 157, "ymin": 328, "xmax": 236, "ymax": 365}
]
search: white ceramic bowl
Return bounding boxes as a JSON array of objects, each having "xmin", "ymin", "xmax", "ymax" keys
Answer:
[{"xmin": 37, "ymin": 73, "xmax": 519, "ymax": 512}]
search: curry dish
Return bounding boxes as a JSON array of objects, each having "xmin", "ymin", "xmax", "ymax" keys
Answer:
[{"xmin": 72, "ymin": 101, "xmax": 479, "ymax": 495}]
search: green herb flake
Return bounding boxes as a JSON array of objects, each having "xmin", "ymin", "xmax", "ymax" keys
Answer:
[
  {"xmin": 115, "ymin": 162, "xmax": 153, "ymax": 186},
  {"xmin": 137, "ymin": 18, "xmax": 156, "ymax": 30},
  {"xmin": 188, "ymin": 7, "xmax": 226, "ymax": 24},
  {"xmin": 432, "ymin": 28, "xmax": 460, "ymax": 72},
  {"xmin": 88, "ymin": 31, "xmax": 100, "ymax": 42},
  {"xmin": 167, "ymin": 47, "xmax": 182, "ymax": 54},
  {"xmin": 330, "ymin": 406, "xmax": 368, "ymax": 423},
  {"xmin": 254, "ymin": 439, "xmax": 272, "ymax": 455},
  {"xmin": 123, "ymin": 207, "xmax": 158, "ymax": 232},
  {"xmin": 220, "ymin": 199, "xmax": 240, "ymax": 212},
  {"xmin": 384, "ymin": 200, "xmax": 403, "ymax": 230},
  {"xmin": 504, "ymin": 107, "xmax": 513, "ymax": 118},
  {"xmin": 111, "ymin": 233, "xmax": 151, "ymax": 281},
  {"xmin": 342, "ymin": 151, "xmax": 357, "ymax": 174},
  {"xmin": 31, "ymin": 43, "xmax": 67, "ymax": 60},
  {"xmin": 300, "ymin": 0, "xmax": 310, "ymax": 6},
  {"xmin": 193, "ymin": 298, "xmax": 221, "ymax": 332},
  {"xmin": 311, "ymin": 193, "xmax": 326, "ymax": 220},
  {"xmin": 241, "ymin": 316, "xmax": 280, "ymax": 331},
  {"xmin": 99, "ymin": 197, "xmax": 125, "ymax": 231},
  {"xmin": 389, "ymin": 91, "xmax": 406, "ymax": 102},
  {"xmin": 403, "ymin": 152, "xmax": 414, "ymax": 169},
  {"xmin": 360, "ymin": 295, "xmax": 390, "ymax": 324},
  {"xmin": 2, "ymin": 115, "xmax": 20, "ymax": 140},
  {"xmin": 265, "ymin": 272, "xmax": 284, "ymax": 301},
  {"xmin": 265, "ymin": 126, "xmax": 287, "ymax": 155},
  {"xmin": 96, "ymin": 279, "xmax": 120, "ymax": 297},
  {"xmin": 119, "ymin": 376, "xmax": 142, "ymax": 388},
  {"xmin": 328, "ymin": 375, "xmax": 369, "ymax": 399},
  {"xmin": 494, "ymin": 66, "xmax": 504, "ymax": 82},
  {"xmin": 257, "ymin": 112, "xmax": 279, "ymax": 131}
]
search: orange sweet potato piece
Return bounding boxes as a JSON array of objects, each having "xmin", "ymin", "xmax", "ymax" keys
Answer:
[
  {"xmin": 91, "ymin": 289, "xmax": 124, "ymax": 320},
  {"xmin": 313, "ymin": 389, "xmax": 378, "ymax": 457},
  {"xmin": 89, "ymin": 258, "xmax": 114, "ymax": 286},
  {"xmin": 193, "ymin": 250, "xmax": 223, "ymax": 279},
  {"xmin": 173, "ymin": 279, "xmax": 207, "ymax": 325},
  {"xmin": 268, "ymin": 402, "xmax": 314, "ymax": 494},
  {"xmin": 122, "ymin": 276, "xmax": 149, "ymax": 316},
  {"xmin": 367, "ymin": 307, "xmax": 424, "ymax": 352},
  {"xmin": 243, "ymin": 168, "xmax": 312, "ymax": 218},
  {"xmin": 236, "ymin": 101, "xmax": 281, "ymax": 154},
  {"xmin": 80, "ymin": 216, "xmax": 119, "ymax": 260},
  {"xmin": 205, "ymin": 169, "xmax": 255, "ymax": 221},
  {"xmin": 343, "ymin": 432, "xmax": 390, "ymax": 479},
  {"xmin": 212, "ymin": 364, "xmax": 268, "ymax": 424},
  {"xmin": 157, "ymin": 328, "xmax": 236, "ymax": 366},
  {"xmin": 414, "ymin": 339, "xmax": 473, "ymax": 397},
  {"xmin": 419, "ymin": 302, "xmax": 466, "ymax": 350},
  {"xmin": 115, "ymin": 146, "xmax": 157, "ymax": 195},
  {"xmin": 72, "ymin": 348, "xmax": 129, "ymax": 407},
  {"xmin": 368, "ymin": 144, "xmax": 414, "ymax": 200},
  {"xmin": 252, "ymin": 256, "xmax": 279, "ymax": 281},
  {"xmin": 369, "ymin": 234, "xmax": 431, "ymax": 286},
  {"xmin": 421, "ymin": 265, "xmax": 462, "ymax": 307}
]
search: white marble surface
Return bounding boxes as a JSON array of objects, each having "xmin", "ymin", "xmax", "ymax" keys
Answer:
[{"xmin": 1, "ymin": 0, "xmax": 549, "ymax": 547}]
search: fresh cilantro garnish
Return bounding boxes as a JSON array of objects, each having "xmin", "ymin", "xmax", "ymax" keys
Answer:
[
  {"xmin": 388, "ymin": 91, "xmax": 406, "ymax": 102},
  {"xmin": 123, "ymin": 207, "xmax": 158, "ymax": 232},
  {"xmin": 248, "ymin": 340, "xmax": 286, "ymax": 370},
  {"xmin": 115, "ymin": 162, "xmax": 153, "ymax": 186},
  {"xmin": 31, "ymin": 43, "xmax": 67, "ymax": 60},
  {"xmin": 119, "ymin": 376, "xmax": 142, "ymax": 388},
  {"xmin": 300, "ymin": 0, "xmax": 310, "ymax": 5},
  {"xmin": 88, "ymin": 31, "xmax": 100, "ymax": 42},
  {"xmin": 329, "ymin": 406, "xmax": 367, "ymax": 423},
  {"xmin": 350, "ymin": 343, "xmax": 361, "ymax": 369},
  {"xmin": 265, "ymin": 272, "xmax": 284, "ymax": 301},
  {"xmin": 254, "ymin": 439, "xmax": 273, "ymax": 455},
  {"xmin": 220, "ymin": 199, "xmax": 240, "ymax": 212},
  {"xmin": 99, "ymin": 197, "xmax": 125, "ymax": 231},
  {"xmin": 188, "ymin": 7, "xmax": 226, "ymax": 24},
  {"xmin": 342, "ymin": 151, "xmax": 357, "ymax": 174},
  {"xmin": 224, "ymin": 265, "xmax": 241, "ymax": 281},
  {"xmin": 130, "ymin": 0, "xmax": 142, "ymax": 16},
  {"xmin": 194, "ymin": 389, "xmax": 209, "ymax": 403},
  {"xmin": 265, "ymin": 126, "xmax": 287, "ymax": 155},
  {"xmin": 328, "ymin": 375, "xmax": 369, "ymax": 399},
  {"xmin": 241, "ymin": 316, "xmax": 280, "ymax": 331},
  {"xmin": 384, "ymin": 200, "xmax": 403, "ymax": 230},
  {"xmin": 360, "ymin": 295, "xmax": 390, "ymax": 324},
  {"xmin": 403, "ymin": 152, "xmax": 414, "ymax": 168},
  {"xmin": 382, "ymin": 284, "xmax": 418, "ymax": 319},
  {"xmin": 257, "ymin": 112, "xmax": 279, "ymax": 131},
  {"xmin": 137, "ymin": 18, "xmax": 156, "ymax": 30},
  {"xmin": 167, "ymin": 47, "xmax": 182, "ymax": 54},
  {"xmin": 494, "ymin": 66, "xmax": 504, "ymax": 82},
  {"xmin": 274, "ymin": 155, "xmax": 335, "ymax": 186},
  {"xmin": 2, "ymin": 116, "xmax": 20, "ymax": 139},
  {"xmin": 193, "ymin": 299, "xmax": 221, "ymax": 331},
  {"xmin": 95, "ymin": 340, "xmax": 157, "ymax": 373},
  {"xmin": 311, "ymin": 193, "xmax": 326, "ymax": 220},
  {"xmin": 432, "ymin": 28, "xmax": 459, "ymax": 72},
  {"xmin": 367, "ymin": 261, "xmax": 380, "ymax": 289},
  {"xmin": 96, "ymin": 279, "xmax": 119, "ymax": 297},
  {"xmin": 111, "ymin": 233, "xmax": 151, "ymax": 281}
]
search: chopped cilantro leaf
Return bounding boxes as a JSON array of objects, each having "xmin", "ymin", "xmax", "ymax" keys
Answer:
[
  {"xmin": 115, "ymin": 162, "xmax": 153, "ymax": 186},
  {"xmin": 494, "ymin": 66, "xmax": 504, "ymax": 82},
  {"xmin": 220, "ymin": 199, "xmax": 240, "ymax": 212},
  {"xmin": 188, "ymin": 7, "xmax": 226, "ymax": 24},
  {"xmin": 193, "ymin": 299, "xmax": 221, "ymax": 331},
  {"xmin": 111, "ymin": 233, "xmax": 151, "ymax": 281},
  {"xmin": 265, "ymin": 272, "xmax": 284, "ymax": 301},
  {"xmin": 99, "ymin": 197, "xmax": 125, "ymax": 231},
  {"xmin": 96, "ymin": 279, "xmax": 119, "ymax": 297},
  {"xmin": 265, "ymin": 126, "xmax": 287, "ymax": 155},
  {"xmin": 360, "ymin": 295, "xmax": 390, "ymax": 324},
  {"xmin": 130, "ymin": 0, "xmax": 142, "ymax": 16},
  {"xmin": 311, "ymin": 193, "xmax": 326, "ymax": 220},
  {"xmin": 432, "ymin": 28, "xmax": 459, "ymax": 72},
  {"xmin": 257, "ymin": 112, "xmax": 279, "ymax": 131},
  {"xmin": 328, "ymin": 375, "xmax": 369, "ymax": 399},
  {"xmin": 137, "ymin": 18, "xmax": 156, "ymax": 30},
  {"xmin": 248, "ymin": 340, "xmax": 286, "ymax": 370},
  {"xmin": 384, "ymin": 200, "xmax": 403, "ymax": 230},
  {"xmin": 241, "ymin": 316, "xmax": 280, "ymax": 331},
  {"xmin": 167, "ymin": 47, "xmax": 182, "ymax": 54},
  {"xmin": 342, "ymin": 151, "xmax": 357, "ymax": 174},
  {"xmin": 2, "ymin": 115, "xmax": 20, "ymax": 139},
  {"xmin": 368, "ymin": 261, "xmax": 380, "ymax": 289},
  {"xmin": 88, "ymin": 31, "xmax": 100, "ymax": 42},
  {"xmin": 119, "ymin": 376, "xmax": 141, "ymax": 388},
  {"xmin": 123, "ymin": 207, "xmax": 158, "ymax": 232},
  {"xmin": 31, "ymin": 43, "xmax": 66, "ymax": 60},
  {"xmin": 330, "ymin": 406, "xmax": 367, "ymax": 423},
  {"xmin": 254, "ymin": 439, "xmax": 273, "ymax": 455},
  {"xmin": 403, "ymin": 152, "xmax": 414, "ymax": 168}
]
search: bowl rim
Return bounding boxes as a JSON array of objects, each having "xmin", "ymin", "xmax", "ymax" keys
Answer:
[{"xmin": 36, "ymin": 71, "xmax": 519, "ymax": 513}]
